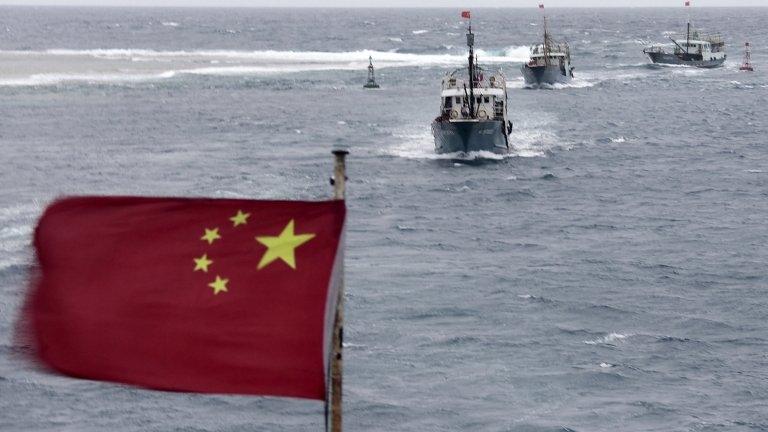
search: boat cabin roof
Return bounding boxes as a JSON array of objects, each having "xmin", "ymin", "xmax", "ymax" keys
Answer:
[
  {"xmin": 530, "ymin": 52, "xmax": 567, "ymax": 58},
  {"xmin": 674, "ymin": 39, "xmax": 711, "ymax": 46},
  {"xmin": 440, "ymin": 88, "xmax": 505, "ymax": 97},
  {"xmin": 529, "ymin": 43, "xmax": 569, "ymax": 57}
]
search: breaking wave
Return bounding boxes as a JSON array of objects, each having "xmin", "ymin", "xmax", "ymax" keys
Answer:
[
  {"xmin": 0, "ymin": 47, "xmax": 531, "ymax": 86},
  {"xmin": 584, "ymin": 333, "xmax": 632, "ymax": 345},
  {"xmin": 0, "ymin": 71, "xmax": 177, "ymax": 87}
]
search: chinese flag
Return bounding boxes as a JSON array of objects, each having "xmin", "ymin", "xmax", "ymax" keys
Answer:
[
  {"xmin": 461, "ymin": 10, "xmax": 471, "ymax": 19},
  {"xmin": 24, "ymin": 196, "xmax": 345, "ymax": 400}
]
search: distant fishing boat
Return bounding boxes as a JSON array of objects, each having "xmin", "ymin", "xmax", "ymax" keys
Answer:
[
  {"xmin": 521, "ymin": 3, "xmax": 574, "ymax": 87},
  {"xmin": 643, "ymin": 1, "xmax": 726, "ymax": 68},
  {"xmin": 432, "ymin": 11, "xmax": 512, "ymax": 155},
  {"xmin": 740, "ymin": 42, "xmax": 754, "ymax": 72},
  {"xmin": 363, "ymin": 56, "xmax": 380, "ymax": 89}
]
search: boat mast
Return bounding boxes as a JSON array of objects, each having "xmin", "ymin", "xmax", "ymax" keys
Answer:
[
  {"xmin": 685, "ymin": 0, "xmax": 691, "ymax": 55},
  {"xmin": 466, "ymin": 19, "xmax": 476, "ymax": 119},
  {"xmin": 541, "ymin": 4, "xmax": 551, "ymax": 66}
]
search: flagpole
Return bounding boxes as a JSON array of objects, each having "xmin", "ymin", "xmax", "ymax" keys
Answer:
[{"xmin": 330, "ymin": 149, "xmax": 348, "ymax": 432}]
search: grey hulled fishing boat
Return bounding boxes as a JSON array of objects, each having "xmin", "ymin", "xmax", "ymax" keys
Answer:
[
  {"xmin": 521, "ymin": 5, "xmax": 574, "ymax": 87},
  {"xmin": 643, "ymin": 5, "xmax": 726, "ymax": 68},
  {"xmin": 432, "ymin": 11, "xmax": 512, "ymax": 155}
]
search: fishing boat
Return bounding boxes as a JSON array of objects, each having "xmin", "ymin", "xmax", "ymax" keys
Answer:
[
  {"xmin": 643, "ymin": 3, "xmax": 726, "ymax": 68},
  {"xmin": 432, "ymin": 11, "xmax": 512, "ymax": 155},
  {"xmin": 363, "ymin": 56, "xmax": 380, "ymax": 88},
  {"xmin": 740, "ymin": 42, "xmax": 754, "ymax": 72},
  {"xmin": 521, "ymin": 4, "xmax": 574, "ymax": 87}
]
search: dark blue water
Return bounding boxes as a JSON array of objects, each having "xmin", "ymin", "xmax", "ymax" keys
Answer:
[{"xmin": 1, "ymin": 7, "xmax": 767, "ymax": 432}]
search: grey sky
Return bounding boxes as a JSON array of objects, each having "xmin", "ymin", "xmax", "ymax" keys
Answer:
[{"xmin": 1, "ymin": 0, "xmax": 767, "ymax": 6}]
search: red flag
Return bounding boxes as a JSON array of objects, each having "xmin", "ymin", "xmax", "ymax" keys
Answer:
[
  {"xmin": 461, "ymin": 10, "xmax": 471, "ymax": 19},
  {"xmin": 24, "ymin": 196, "xmax": 345, "ymax": 400}
]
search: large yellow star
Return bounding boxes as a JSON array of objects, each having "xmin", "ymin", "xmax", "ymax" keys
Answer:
[
  {"xmin": 256, "ymin": 220, "xmax": 315, "ymax": 270},
  {"xmin": 201, "ymin": 227, "xmax": 221, "ymax": 245},
  {"xmin": 208, "ymin": 275, "xmax": 229, "ymax": 295},
  {"xmin": 230, "ymin": 210, "xmax": 250, "ymax": 227},
  {"xmin": 193, "ymin": 254, "xmax": 213, "ymax": 273}
]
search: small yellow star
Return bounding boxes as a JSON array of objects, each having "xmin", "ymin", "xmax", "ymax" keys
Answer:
[
  {"xmin": 208, "ymin": 275, "xmax": 229, "ymax": 295},
  {"xmin": 193, "ymin": 254, "xmax": 213, "ymax": 273},
  {"xmin": 256, "ymin": 219, "xmax": 315, "ymax": 270},
  {"xmin": 230, "ymin": 210, "xmax": 250, "ymax": 227},
  {"xmin": 201, "ymin": 227, "xmax": 221, "ymax": 245}
]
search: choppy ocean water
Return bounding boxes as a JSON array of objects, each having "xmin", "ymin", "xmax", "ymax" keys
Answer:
[{"xmin": 1, "ymin": 6, "xmax": 767, "ymax": 431}]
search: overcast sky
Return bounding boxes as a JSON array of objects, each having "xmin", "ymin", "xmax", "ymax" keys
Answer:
[{"xmin": 1, "ymin": 0, "xmax": 767, "ymax": 6}]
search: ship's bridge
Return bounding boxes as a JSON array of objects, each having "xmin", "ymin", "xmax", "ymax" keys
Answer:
[
  {"xmin": 438, "ymin": 67, "xmax": 508, "ymax": 121},
  {"xmin": 527, "ymin": 43, "xmax": 571, "ymax": 67}
]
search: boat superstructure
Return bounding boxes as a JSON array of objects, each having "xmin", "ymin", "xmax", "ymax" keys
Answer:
[
  {"xmin": 521, "ymin": 5, "xmax": 574, "ymax": 87},
  {"xmin": 643, "ymin": 5, "xmax": 726, "ymax": 68},
  {"xmin": 432, "ymin": 11, "xmax": 512, "ymax": 155}
]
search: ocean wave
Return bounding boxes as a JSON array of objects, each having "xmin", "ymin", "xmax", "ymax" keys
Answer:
[
  {"xmin": 384, "ymin": 129, "xmax": 514, "ymax": 161},
  {"xmin": 6, "ymin": 47, "xmax": 530, "ymax": 64},
  {"xmin": 523, "ymin": 77, "xmax": 596, "ymax": 90},
  {"xmin": 0, "ymin": 47, "xmax": 532, "ymax": 85},
  {"xmin": 0, "ymin": 225, "xmax": 33, "ymax": 240},
  {"xmin": 584, "ymin": 332, "xmax": 632, "ymax": 345},
  {"xmin": 0, "ymin": 71, "xmax": 176, "ymax": 86}
]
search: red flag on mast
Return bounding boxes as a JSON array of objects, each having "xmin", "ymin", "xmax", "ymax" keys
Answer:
[
  {"xmin": 461, "ymin": 10, "xmax": 471, "ymax": 19},
  {"xmin": 24, "ymin": 196, "xmax": 346, "ymax": 400}
]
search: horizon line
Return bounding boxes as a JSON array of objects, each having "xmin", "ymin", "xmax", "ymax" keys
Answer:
[{"xmin": 1, "ymin": 4, "xmax": 767, "ymax": 8}]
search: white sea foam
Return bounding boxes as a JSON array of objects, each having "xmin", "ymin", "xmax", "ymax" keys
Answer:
[
  {"xmin": 584, "ymin": 333, "xmax": 631, "ymax": 345},
  {"xmin": 610, "ymin": 136, "xmax": 627, "ymax": 143},
  {"xmin": 599, "ymin": 362, "xmax": 614, "ymax": 368},
  {"xmin": 412, "ymin": 29, "xmax": 429, "ymax": 35},
  {"xmin": 524, "ymin": 77, "xmax": 596, "ymax": 90},
  {"xmin": 388, "ymin": 37, "xmax": 403, "ymax": 43},
  {"xmin": 0, "ymin": 225, "xmax": 33, "ymax": 240},
  {"xmin": 161, "ymin": 21, "xmax": 180, "ymax": 27},
  {"xmin": 0, "ymin": 47, "xmax": 531, "ymax": 85},
  {"xmin": 0, "ymin": 71, "xmax": 176, "ymax": 86},
  {"xmin": 384, "ymin": 130, "xmax": 513, "ymax": 161}
]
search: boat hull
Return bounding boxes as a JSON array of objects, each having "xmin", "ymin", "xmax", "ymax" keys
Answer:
[
  {"xmin": 521, "ymin": 64, "xmax": 572, "ymax": 87},
  {"xmin": 432, "ymin": 120, "xmax": 509, "ymax": 155},
  {"xmin": 645, "ymin": 51, "xmax": 726, "ymax": 68}
]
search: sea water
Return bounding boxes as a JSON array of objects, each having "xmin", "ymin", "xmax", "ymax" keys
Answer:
[{"xmin": 1, "ymin": 7, "xmax": 767, "ymax": 432}]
